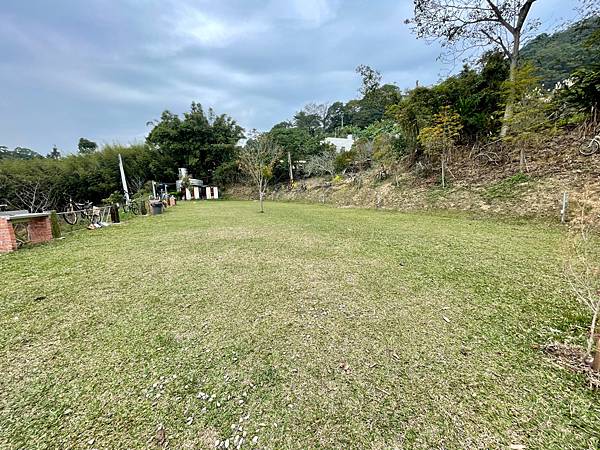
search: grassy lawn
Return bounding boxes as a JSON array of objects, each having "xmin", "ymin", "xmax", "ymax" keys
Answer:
[{"xmin": 1, "ymin": 201, "xmax": 598, "ymax": 449}]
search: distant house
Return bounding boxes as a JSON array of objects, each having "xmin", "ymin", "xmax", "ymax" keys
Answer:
[{"xmin": 322, "ymin": 135, "xmax": 354, "ymax": 153}]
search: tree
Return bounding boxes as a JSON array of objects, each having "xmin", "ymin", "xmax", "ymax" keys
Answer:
[
  {"xmin": 356, "ymin": 64, "xmax": 382, "ymax": 96},
  {"xmin": 555, "ymin": 64, "xmax": 600, "ymax": 118},
  {"xmin": 0, "ymin": 146, "xmax": 43, "ymax": 160},
  {"xmin": 12, "ymin": 179, "xmax": 57, "ymax": 212},
  {"xmin": 324, "ymin": 102, "xmax": 347, "ymax": 132},
  {"xmin": 304, "ymin": 148, "xmax": 336, "ymax": 177},
  {"xmin": 372, "ymin": 133, "xmax": 405, "ymax": 182},
  {"xmin": 293, "ymin": 110, "xmax": 322, "ymax": 135},
  {"xmin": 238, "ymin": 135, "xmax": 282, "ymax": 213},
  {"xmin": 387, "ymin": 86, "xmax": 438, "ymax": 162},
  {"xmin": 565, "ymin": 188, "xmax": 600, "ymax": 372},
  {"xmin": 500, "ymin": 64, "xmax": 550, "ymax": 172},
  {"xmin": 418, "ymin": 105, "xmax": 463, "ymax": 188},
  {"xmin": 47, "ymin": 146, "xmax": 61, "ymax": 159},
  {"xmin": 146, "ymin": 102, "xmax": 243, "ymax": 182},
  {"xmin": 78, "ymin": 138, "xmax": 98, "ymax": 154},
  {"xmin": 408, "ymin": 0, "xmax": 538, "ymax": 137},
  {"xmin": 351, "ymin": 138, "xmax": 374, "ymax": 172}
]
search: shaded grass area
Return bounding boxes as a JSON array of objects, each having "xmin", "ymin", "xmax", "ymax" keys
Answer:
[{"xmin": 1, "ymin": 201, "xmax": 598, "ymax": 449}]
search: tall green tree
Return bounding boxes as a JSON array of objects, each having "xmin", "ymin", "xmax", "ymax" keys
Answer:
[
  {"xmin": 408, "ymin": 0, "xmax": 538, "ymax": 137},
  {"xmin": 146, "ymin": 102, "xmax": 243, "ymax": 182},
  {"xmin": 47, "ymin": 146, "xmax": 61, "ymax": 159},
  {"xmin": 78, "ymin": 138, "xmax": 98, "ymax": 154}
]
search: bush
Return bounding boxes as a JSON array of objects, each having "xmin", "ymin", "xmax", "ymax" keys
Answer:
[
  {"xmin": 213, "ymin": 160, "xmax": 241, "ymax": 186},
  {"xmin": 334, "ymin": 150, "xmax": 356, "ymax": 173},
  {"xmin": 50, "ymin": 211, "xmax": 61, "ymax": 239}
]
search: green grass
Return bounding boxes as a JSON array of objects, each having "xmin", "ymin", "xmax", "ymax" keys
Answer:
[
  {"xmin": 483, "ymin": 173, "xmax": 531, "ymax": 202},
  {"xmin": 1, "ymin": 201, "xmax": 598, "ymax": 449}
]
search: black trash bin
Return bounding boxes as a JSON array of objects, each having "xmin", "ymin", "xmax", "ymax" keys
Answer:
[{"xmin": 150, "ymin": 201, "xmax": 164, "ymax": 215}]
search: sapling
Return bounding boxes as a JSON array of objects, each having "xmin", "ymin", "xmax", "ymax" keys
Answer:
[
  {"xmin": 238, "ymin": 135, "xmax": 282, "ymax": 213},
  {"xmin": 565, "ymin": 188, "xmax": 600, "ymax": 371}
]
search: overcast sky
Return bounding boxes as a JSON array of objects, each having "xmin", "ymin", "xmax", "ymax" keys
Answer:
[{"xmin": 0, "ymin": 0, "xmax": 579, "ymax": 155}]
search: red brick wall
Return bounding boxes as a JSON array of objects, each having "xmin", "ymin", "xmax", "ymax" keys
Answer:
[
  {"xmin": 28, "ymin": 216, "xmax": 53, "ymax": 244},
  {"xmin": 0, "ymin": 218, "xmax": 17, "ymax": 253}
]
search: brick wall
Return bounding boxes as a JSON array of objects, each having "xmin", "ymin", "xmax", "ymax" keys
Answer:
[
  {"xmin": 28, "ymin": 216, "xmax": 53, "ymax": 244},
  {"xmin": 0, "ymin": 218, "xmax": 17, "ymax": 253}
]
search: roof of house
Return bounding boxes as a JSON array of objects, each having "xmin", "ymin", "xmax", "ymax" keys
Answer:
[{"xmin": 322, "ymin": 135, "xmax": 354, "ymax": 152}]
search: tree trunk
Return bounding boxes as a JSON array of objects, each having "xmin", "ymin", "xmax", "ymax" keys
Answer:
[
  {"xmin": 588, "ymin": 307, "xmax": 599, "ymax": 355},
  {"xmin": 519, "ymin": 147, "xmax": 526, "ymax": 172},
  {"xmin": 500, "ymin": 34, "xmax": 521, "ymax": 138},
  {"xmin": 441, "ymin": 156, "xmax": 446, "ymax": 188},
  {"xmin": 592, "ymin": 335, "xmax": 600, "ymax": 372},
  {"xmin": 259, "ymin": 190, "xmax": 264, "ymax": 213}
]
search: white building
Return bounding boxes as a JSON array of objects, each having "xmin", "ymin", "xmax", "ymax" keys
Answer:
[{"xmin": 322, "ymin": 135, "xmax": 354, "ymax": 153}]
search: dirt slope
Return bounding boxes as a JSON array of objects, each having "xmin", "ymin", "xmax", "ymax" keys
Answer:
[{"xmin": 228, "ymin": 129, "xmax": 600, "ymax": 223}]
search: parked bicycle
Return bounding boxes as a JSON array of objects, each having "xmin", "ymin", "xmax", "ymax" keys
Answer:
[
  {"xmin": 63, "ymin": 198, "xmax": 100, "ymax": 225},
  {"xmin": 580, "ymin": 134, "xmax": 600, "ymax": 156},
  {"xmin": 121, "ymin": 197, "xmax": 141, "ymax": 215}
]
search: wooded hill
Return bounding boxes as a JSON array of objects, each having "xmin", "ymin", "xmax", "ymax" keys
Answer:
[{"xmin": 521, "ymin": 16, "xmax": 600, "ymax": 88}]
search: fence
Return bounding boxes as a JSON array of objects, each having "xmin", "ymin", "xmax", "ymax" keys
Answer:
[{"xmin": 2, "ymin": 198, "xmax": 162, "ymax": 252}]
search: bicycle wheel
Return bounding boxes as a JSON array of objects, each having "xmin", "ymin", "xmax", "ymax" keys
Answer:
[
  {"xmin": 63, "ymin": 208, "xmax": 78, "ymax": 225},
  {"xmin": 129, "ymin": 201, "xmax": 140, "ymax": 215},
  {"xmin": 580, "ymin": 139, "xmax": 599, "ymax": 156}
]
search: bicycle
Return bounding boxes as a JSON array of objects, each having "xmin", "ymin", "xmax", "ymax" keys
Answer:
[
  {"xmin": 63, "ymin": 198, "xmax": 100, "ymax": 225},
  {"xmin": 121, "ymin": 197, "xmax": 141, "ymax": 215},
  {"xmin": 580, "ymin": 134, "xmax": 600, "ymax": 156}
]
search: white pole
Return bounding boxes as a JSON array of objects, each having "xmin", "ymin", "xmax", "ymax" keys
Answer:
[
  {"xmin": 152, "ymin": 181, "xmax": 157, "ymax": 199},
  {"xmin": 118, "ymin": 154, "xmax": 130, "ymax": 204},
  {"xmin": 561, "ymin": 192, "xmax": 568, "ymax": 224}
]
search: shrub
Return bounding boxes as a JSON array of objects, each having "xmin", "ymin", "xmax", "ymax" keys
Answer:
[
  {"xmin": 50, "ymin": 211, "xmax": 61, "ymax": 239},
  {"xmin": 334, "ymin": 150, "xmax": 356, "ymax": 173}
]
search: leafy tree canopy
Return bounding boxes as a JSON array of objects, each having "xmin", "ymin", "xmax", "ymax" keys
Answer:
[
  {"xmin": 146, "ymin": 102, "xmax": 244, "ymax": 183},
  {"xmin": 78, "ymin": 137, "xmax": 98, "ymax": 154}
]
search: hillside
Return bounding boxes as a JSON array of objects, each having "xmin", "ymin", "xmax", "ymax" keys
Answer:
[
  {"xmin": 228, "ymin": 129, "xmax": 600, "ymax": 224},
  {"xmin": 521, "ymin": 17, "xmax": 600, "ymax": 88}
]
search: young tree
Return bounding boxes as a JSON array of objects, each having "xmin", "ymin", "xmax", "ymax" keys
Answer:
[
  {"xmin": 500, "ymin": 64, "xmax": 550, "ymax": 172},
  {"xmin": 351, "ymin": 138, "xmax": 374, "ymax": 172},
  {"xmin": 13, "ymin": 179, "xmax": 57, "ymax": 212},
  {"xmin": 238, "ymin": 135, "xmax": 282, "ymax": 213},
  {"xmin": 304, "ymin": 148, "xmax": 336, "ymax": 177},
  {"xmin": 356, "ymin": 65, "xmax": 382, "ymax": 97},
  {"xmin": 408, "ymin": 0, "xmax": 538, "ymax": 137},
  {"xmin": 565, "ymin": 189, "xmax": 600, "ymax": 371},
  {"xmin": 418, "ymin": 106, "xmax": 463, "ymax": 188},
  {"xmin": 372, "ymin": 134, "xmax": 403, "ymax": 183}
]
